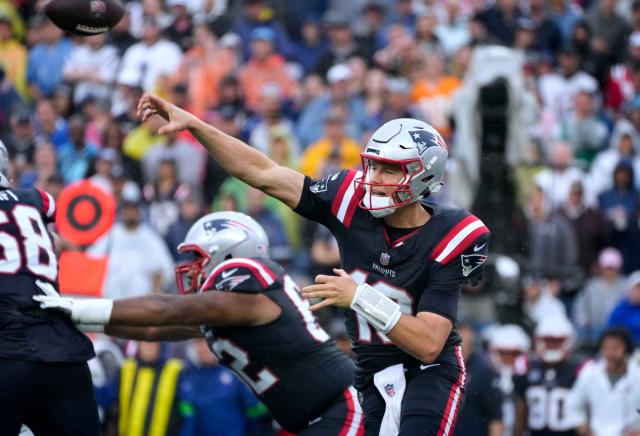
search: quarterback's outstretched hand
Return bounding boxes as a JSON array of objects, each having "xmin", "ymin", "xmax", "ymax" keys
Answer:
[
  {"xmin": 302, "ymin": 269, "xmax": 357, "ymax": 311},
  {"xmin": 33, "ymin": 280, "xmax": 113, "ymax": 325},
  {"xmin": 137, "ymin": 93, "xmax": 197, "ymax": 135}
]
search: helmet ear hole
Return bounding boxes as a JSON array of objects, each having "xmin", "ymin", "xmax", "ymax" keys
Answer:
[{"xmin": 224, "ymin": 253, "xmax": 233, "ymax": 261}]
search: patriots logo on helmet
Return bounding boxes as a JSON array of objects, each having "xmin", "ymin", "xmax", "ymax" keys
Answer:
[
  {"xmin": 461, "ymin": 254, "xmax": 487, "ymax": 277},
  {"xmin": 409, "ymin": 129, "xmax": 447, "ymax": 155},
  {"xmin": 215, "ymin": 274, "xmax": 251, "ymax": 291},
  {"xmin": 203, "ymin": 219, "xmax": 251, "ymax": 234},
  {"xmin": 384, "ymin": 384, "xmax": 395, "ymax": 397}
]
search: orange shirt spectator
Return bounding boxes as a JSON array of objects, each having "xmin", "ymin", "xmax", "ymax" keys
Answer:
[{"xmin": 238, "ymin": 27, "xmax": 294, "ymax": 111}]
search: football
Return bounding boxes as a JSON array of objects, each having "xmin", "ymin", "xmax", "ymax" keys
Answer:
[{"xmin": 45, "ymin": 0, "xmax": 125, "ymax": 36}]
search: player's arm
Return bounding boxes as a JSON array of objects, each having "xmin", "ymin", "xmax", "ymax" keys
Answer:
[
  {"xmin": 33, "ymin": 281, "xmax": 281, "ymax": 328},
  {"xmin": 137, "ymin": 93, "xmax": 305, "ymax": 208},
  {"xmin": 104, "ymin": 325, "xmax": 202, "ymax": 341}
]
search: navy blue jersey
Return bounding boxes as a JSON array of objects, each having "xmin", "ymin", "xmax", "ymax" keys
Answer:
[
  {"xmin": 513, "ymin": 359, "xmax": 583, "ymax": 435},
  {"xmin": 0, "ymin": 188, "xmax": 94, "ymax": 362},
  {"xmin": 199, "ymin": 257, "xmax": 354, "ymax": 433},
  {"xmin": 295, "ymin": 170, "xmax": 490, "ymax": 387}
]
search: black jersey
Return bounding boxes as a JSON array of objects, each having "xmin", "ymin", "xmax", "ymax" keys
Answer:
[
  {"xmin": 513, "ymin": 359, "xmax": 583, "ymax": 435},
  {"xmin": 0, "ymin": 188, "xmax": 94, "ymax": 362},
  {"xmin": 295, "ymin": 169, "xmax": 490, "ymax": 387},
  {"xmin": 199, "ymin": 256, "xmax": 355, "ymax": 433}
]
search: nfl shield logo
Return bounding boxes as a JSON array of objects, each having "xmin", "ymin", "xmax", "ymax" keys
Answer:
[
  {"xmin": 384, "ymin": 384, "xmax": 395, "ymax": 397},
  {"xmin": 380, "ymin": 252, "xmax": 390, "ymax": 266}
]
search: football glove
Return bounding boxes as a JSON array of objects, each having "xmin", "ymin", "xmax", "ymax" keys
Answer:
[{"xmin": 33, "ymin": 280, "xmax": 113, "ymax": 325}]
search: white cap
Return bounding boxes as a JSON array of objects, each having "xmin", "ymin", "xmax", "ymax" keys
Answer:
[
  {"xmin": 117, "ymin": 69, "xmax": 141, "ymax": 88},
  {"xmin": 220, "ymin": 32, "xmax": 241, "ymax": 48},
  {"xmin": 327, "ymin": 64, "xmax": 352, "ymax": 84}
]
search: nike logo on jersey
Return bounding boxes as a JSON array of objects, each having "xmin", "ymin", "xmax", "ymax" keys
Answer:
[
  {"xmin": 473, "ymin": 243, "xmax": 486, "ymax": 252},
  {"xmin": 420, "ymin": 363, "xmax": 440, "ymax": 370},
  {"xmin": 221, "ymin": 268, "xmax": 238, "ymax": 279}
]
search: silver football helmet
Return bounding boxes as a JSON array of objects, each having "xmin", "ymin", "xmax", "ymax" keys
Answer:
[
  {"xmin": 534, "ymin": 315, "xmax": 575, "ymax": 364},
  {"xmin": 0, "ymin": 140, "xmax": 10, "ymax": 188},
  {"xmin": 356, "ymin": 118, "xmax": 448, "ymax": 218},
  {"xmin": 175, "ymin": 211, "xmax": 269, "ymax": 294}
]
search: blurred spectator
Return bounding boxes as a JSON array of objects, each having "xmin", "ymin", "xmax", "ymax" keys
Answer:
[
  {"xmin": 572, "ymin": 247, "xmax": 628, "ymax": 347},
  {"xmin": 297, "ymin": 63, "xmax": 370, "ymax": 146},
  {"xmin": 233, "ymin": 0, "xmax": 294, "ymax": 61},
  {"xmin": 538, "ymin": 44, "xmax": 598, "ymax": 123},
  {"xmin": 142, "ymin": 130, "xmax": 205, "ymax": 187},
  {"xmin": 377, "ymin": 76, "xmax": 420, "ymax": 124},
  {"xmin": 556, "ymin": 89, "xmax": 609, "ymax": 166},
  {"xmin": 57, "ymin": 115, "xmax": 97, "ymax": 184},
  {"xmin": 353, "ymin": 2, "xmax": 387, "ymax": 58},
  {"xmin": 570, "ymin": 20, "xmax": 600, "ymax": 80},
  {"xmin": 0, "ymin": 13, "xmax": 27, "ymax": 99},
  {"xmin": 122, "ymin": 115, "xmax": 166, "ymax": 161},
  {"xmin": 119, "ymin": 16, "xmax": 183, "ymax": 93},
  {"xmin": 547, "ymin": 0, "xmax": 582, "ymax": 41},
  {"xmin": 247, "ymin": 186, "xmax": 291, "ymax": 261},
  {"xmin": 434, "ymin": 1, "xmax": 472, "ymax": 58},
  {"xmin": 598, "ymin": 161, "xmax": 640, "ymax": 272},
  {"xmin": 17, "ymin": 142, "xmax": 57, "ymax": 189},
  {"xmin": 171, "ymin": 23, "xmax": 236, "ymax": 117},
  {"xmin": 34, "ymin": 98, "xmax": 70, "ymax": 150},
  {"xmin": 98, "ymin": 342, "xmax": 183, "ymax": 436},
  {"xmin": 475, "ymin": 0, "xmax": 527, "ymax": 47},
  {"xmin": 522, "ymin": 275, "xmax": 567, "ymax": 325},
  {"xmin": 247, "ymin": 82, "xmax": 300, "ymax": 159},
  {"xmin": 314, "ymin": 10, "xmax": 369, "ymax": 77},
  {"xmin": 238, "ymin": 27, "xmax": 295, "ymax": 112},
  {"xmin": 300, "ymin": 108, "xmax": 361, "ymax": 179},
  {"xmin": 585, "ymin": 0, "xmax": 631, "ymax": 72},
  {"xmin": 564, "ymin": 181, "xmax": 609, "ymax": 275},
  {"xmin": 62, "ymin": 33, "xmax": 119, "ymax": 105},
  {"xmin": 608, "ymin": 270, "xmax": 640, "ymax": 343},
  {"xmin": 165, "ymin": 0, "xmax": 194, "ymax": 52},
  {"xmin": 0, "ymin": 66, "xmax": 22, "ymax": 132},
  {"xmin": 410, "ymin": 50, "xmax": 460, "ymax": 137},
  {"xmin": 412, "ymin": 13, "xmax": 441, "ymax": 55},
  {"xmin": 524, "ymin": 0, "xmax": 562, "ymax": 56},
  {"xmin": 144, "ymin": 158, "xmax": 191, "ymax": 237},
  {"xmin": 589, "ymin": 119, "xmax": 640, "ymax": 197},
  {"xmin": 4, "ymin": 109, "xmax": 36, "ymax": 171},
  {"xmin": 87, "ymin": 190, "xmax": 174, "ymax": 299},
  {"xmin": 26, "ymin": 17, "xmax": 71, "ymax": 99},
  {"xmin": 177, "ymin": 339, "xmax": 269, "ymax": 436},
  {"xmin": 264, "ymin": 125, "xmax": 297, "ymax": 168},
  {"xmin": 165, "ymin": 191, "xmax": 203, "ymax": 262},
  {"xmin": 603, "ymin": 33, "xmax": 640, "ymax": 113},
  {"xmin": 107, "ymin": 8, "xmax": 137, "ymax": 56},
  {"xmin": 535, "ymin": 142, "xmax": 586, "ymax": 208},
  {"xmin": 456, "ymin": 322, "xmax": 504, "ymax": 436},
  {"xmin": 88, "ymin": 147, "xmax": 118, "ymax": 193},
  {"xmin": 292, "ymin": 17, "xmax": 328, "ymax": 75},
  {"xmin": 569, "ymin": 327, "xmax": 640, "ymax": 435},
  {"xmin": 374, "ymin": 23, "xmax": 418, "ymax": 75}
]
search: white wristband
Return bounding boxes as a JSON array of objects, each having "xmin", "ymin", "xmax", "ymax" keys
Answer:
[
  {"xmin": 350, "ymin": 283, "xmax": 401, "ymax": 334},
  {"xmin": 72, "ymin": 299, "xmax": 113, "ymax": 325}
]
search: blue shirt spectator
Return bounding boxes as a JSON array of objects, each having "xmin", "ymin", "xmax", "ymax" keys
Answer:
[
  {"xmin": 26, "ymin": 19, "xmax": 72, "ymax": 98},
  {"xmin": 608, "ymin": 271, "xmax": 640, "ymax": 344}
]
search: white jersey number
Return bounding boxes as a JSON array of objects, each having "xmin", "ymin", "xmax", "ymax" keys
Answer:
[
  {"xmin": 351, "ymin": 270, "xmax": 413, "ymax": 344},
  {"xmin": 526, "ymin": 386, "xmax": 573, "ymax": 431},
  {"xmin": 0, "ymin": 206, "xmax": 57, "ymax": 280},
  {"xmin": 211, "ymin": 339, "xmax": 278, "ymax": 395}
]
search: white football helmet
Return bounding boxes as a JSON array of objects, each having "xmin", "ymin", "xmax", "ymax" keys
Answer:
[
  {"xmin": 488, "ymin": 324, "xmax": 531, "ymax": 372},
  {"xmin": 534, "ymin": 316, "xmax": 575, "ymax": 364},
  {"xmin": 175, "ymin": 211, "xmax": 269, "ymax": 294},
  {"xmin": 0, "ymin": 140, "xmax": 10, "ymax": 188},
  {"xmin": 356, "ymin": 118, "xmax": 448, "ymax": 218}
]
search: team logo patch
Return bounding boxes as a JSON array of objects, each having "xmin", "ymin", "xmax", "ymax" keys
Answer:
[
  {"xmin": 409, "ymin": 129, "xmax": 447, "ymax": 155},
  {"xmin": 310, "ymin": 175, "xmax": 330, "ymax": 193},
  {"xmin": 380, "ymin": 252, "xmax": 391, "ymax": 266},
  {"xmin": 203, "ymin": 219, "xmax": 250, "ymax": 234},
  {"xmin": 461, "ymin": 254, "xmax": 487, "ymax": 277},
  {"xmin": 215, "ymin": 274, "xmax": 251, "ymax": 291},
  {"xmin": 384, "ymin": 384, "xmax": 395, "ymax": 397}
]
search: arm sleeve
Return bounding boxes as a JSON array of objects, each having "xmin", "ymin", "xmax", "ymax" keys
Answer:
[
  {"xmin": 293, "ymin": 169, "xmax": 363, "ymax": 229},
  {"xmin": 418, "ymin": 231, "xmax": 490, "ymax": 321},
  {"xmin": 35, "ymin": 188, "xmax": 56, "ymax": 223}
]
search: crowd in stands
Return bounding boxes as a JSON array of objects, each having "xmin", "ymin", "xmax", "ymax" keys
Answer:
[{"xmin": 5, "ymin": 0, "xmax": 640, "ymax": 434}]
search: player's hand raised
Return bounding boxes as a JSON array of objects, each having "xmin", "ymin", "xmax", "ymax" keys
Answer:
[
  {"xmin": 137, "ymin": 93, "xmax": 197, "ymax": 135},
  {"xmin": 302, "ymin": 269, "xmax": 357, "ymax": 311}
]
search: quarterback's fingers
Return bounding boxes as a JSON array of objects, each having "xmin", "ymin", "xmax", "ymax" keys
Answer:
[
  {"xmin": 309, "ymin": 298, "xmax": 337, "ymax": 311},
  {"xmin": 302, "ymin": 283, "xmax": 332, "ymax": 294},
  {"xmin": 314, "ymin": 274, "xmax": 336, "ymax": 284},
  {"xmin": 302, "ymin": 290, "xmax": 336, "ymax": 300},
  {"xmin": 333, "ymin": 268, "xmax": 349, "ymax": 278}
]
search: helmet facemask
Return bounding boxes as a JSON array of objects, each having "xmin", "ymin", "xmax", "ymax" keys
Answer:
[
  {"xmin": 535, "ymin": 335, "xmax": 572, "ymax": 364},
  {"xmin": 356, "ymin": 156, "xmax": 427, "ymax": 218},
  {"xmin": 175, "ymin": 244, "xmax": 212, "ymax": 295}
]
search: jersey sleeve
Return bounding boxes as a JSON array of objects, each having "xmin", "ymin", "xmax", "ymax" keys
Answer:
[
  {"xmin": 200, "ymin": 258, "xmax": 279, "ymax": 294},
  {"xmin": 293, "ymin": 169, "xmax": 364, "ymax": 228},
  {"xmin": 417, "ymin": 217, "xmax": 490, "ymax": 321},
  {"xmin": 35, "ymin": 188, "xmax": 56, "ymax": 223}
]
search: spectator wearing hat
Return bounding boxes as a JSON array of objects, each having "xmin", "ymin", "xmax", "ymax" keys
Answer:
[
  {"xmin": 238, "ymin": 26, "xmax": 295, "ymax": 112},
  {"xmin": 26, "ymin": 17, "xmax": 72, "ymax": 100},
  {"xmin": 232, "ymin": 0, "xmax": 294, "ymax": 61},
  {"xmin": 3, "ymin": 109, "xmax": 36, "ymax": 170},
  {"xmin": 297, "ymin": 63, "xmax": 371, "ymax": 146},
  {"xmin": 299, "ymin": 107, "xmax": 362, "ymax": 179},
  {"xmin": 376, "ymin": 76, "xmax": 420, "ymax": 124},
  {"xmin": 314, "ymin": 10, "xmax": 370, "ymax": 77},
  {"xmin": 0, "ymin": 13, "xmax": 27, "ymax": 100},
  {"xmin": 62, "ymin": 32, "xmax": 120, "ymax": 105},
  {"xmin": 171, "ymin": 23, "xmax": 237, "ymax": 117},
  {"xmin": 573, "ymin": 247, "xmax": 629, "ymax": 347},
  {"xmin": 164, "ymin": 0, "xmax": 194, "ymax": 52},
  {"xmin": 608, "ymin": 271, "xmax": 640, "ymax": 343},
  {"xmin": 88, "ymin": 147, "xmax": 119, "ymax": 193},
  {"xmin": 87, "ymin": 185, "xmax": 174, "ymax": 299},
  {"xmin": 119, "ymin": 16, "xmax": 183, "ymax": 93}
]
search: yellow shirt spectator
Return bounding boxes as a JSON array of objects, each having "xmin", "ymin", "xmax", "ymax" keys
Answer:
[{"xmin": 0, "ymin": 16, "xmax": 27, "ymax": 99}]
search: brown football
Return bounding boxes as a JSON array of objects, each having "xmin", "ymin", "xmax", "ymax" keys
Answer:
[{"xmin": 45, "ymin": 0, "xmax": 125, "ymax": 36}]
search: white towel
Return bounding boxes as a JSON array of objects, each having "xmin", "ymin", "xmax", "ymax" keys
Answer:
[{"xmin": 373, "ymin": 363, "xmax": 406, "ymax": 436}]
